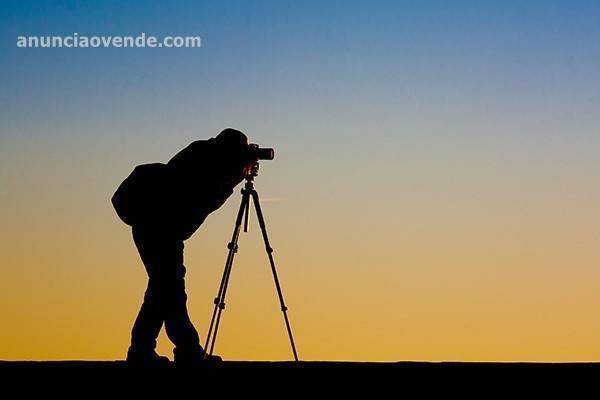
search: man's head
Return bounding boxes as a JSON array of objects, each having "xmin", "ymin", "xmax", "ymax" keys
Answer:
[
  {"xmin": 213, "ymin": 128, "xmax": 253, "ymax": 185},
  {"xmin": 214, "ymin": 128, "xmax": 248, "ymax": 149}
]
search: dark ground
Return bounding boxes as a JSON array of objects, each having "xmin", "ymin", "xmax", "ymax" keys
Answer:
[
  {"xmin": 1, "ymin": 361, "xmax": 598, "ymax": 394},
  {"xmin": 2, "ymin": 360, "xmax": 600, "ymax": 370},
  {"xmin": 1, "ymin": 360, "xmax": 599, "ymax": 379}
]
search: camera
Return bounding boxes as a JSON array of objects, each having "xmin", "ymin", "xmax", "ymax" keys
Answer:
[{"xmin": 247, "ymin": 143, "xmax": 274, "ymax": 160}]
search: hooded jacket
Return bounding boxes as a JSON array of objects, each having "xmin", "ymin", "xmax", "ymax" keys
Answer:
[{"xmin": 112, "ymin": 130, "xmax": 249, "ymax": 240}]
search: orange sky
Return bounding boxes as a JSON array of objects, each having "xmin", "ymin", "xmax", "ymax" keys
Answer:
[{"xmin": 1, "ymin": 129, "xmax": 599, "ymax": 361}]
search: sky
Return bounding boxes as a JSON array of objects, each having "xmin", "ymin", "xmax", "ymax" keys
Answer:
[{"xmin": 1, "ymin": 0, "xmax": 599, "ymax": 361}]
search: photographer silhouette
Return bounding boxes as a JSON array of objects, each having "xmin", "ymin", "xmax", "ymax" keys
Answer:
[{"xmin": 112, "ymin": 129, "xmax": 252, "ymax": 366}]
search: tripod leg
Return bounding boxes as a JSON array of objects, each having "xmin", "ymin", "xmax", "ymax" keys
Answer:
[
  {"xmin": 243, "ymin": 194, "xmax": 250, "ymax": 232},
  {"xmin": 250, "ymin": 190, "xmax": 300, "ymax": 361},
  {"xmin": 204, "ymin": 190, "xmax": 249, "ymax": 356}
]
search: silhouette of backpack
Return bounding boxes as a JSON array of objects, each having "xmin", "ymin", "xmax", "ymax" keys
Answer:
[{"xmin": 111, "ymin": 163, "xmax": 171, "ymax": 226}]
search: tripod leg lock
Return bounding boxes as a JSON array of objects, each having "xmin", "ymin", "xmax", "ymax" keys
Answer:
[
  {"xmin": 227, "ymin": 242, "xmax": 239, "ymax": 252},
  {"xmin": 266, "ymin": 246, "xmax": 273, "ymax": 254},
  {"xmin": 219, "ymin": 302, "xmax": 226, "ymax": 310},
  {"xmin": 213, "ymin": 297, "xmax": 220, "ymax": 305},
  {"xmin": 281, "ymin": 306, "xmax": 288, "ymax": 312}
]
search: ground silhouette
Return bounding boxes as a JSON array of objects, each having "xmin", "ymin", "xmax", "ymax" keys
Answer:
[{"xmin": 1, "ymin": 360, "xmax": 597, "ymax": 393}]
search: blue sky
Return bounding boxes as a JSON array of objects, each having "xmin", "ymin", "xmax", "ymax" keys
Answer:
[{"xmin": 3, "ymin": 1, "xmax": 599, "ymax": 145}]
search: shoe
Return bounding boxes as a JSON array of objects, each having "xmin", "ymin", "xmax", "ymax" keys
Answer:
[
  {"xmin": 174, "ymin": 347, "xmax": 223, "ymax": 366},
  {"xmin": 126, "ymin": 347, "xmax": 171, "ymax": 367}
]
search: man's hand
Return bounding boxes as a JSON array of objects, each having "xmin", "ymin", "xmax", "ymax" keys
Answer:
[
  {"xmin": 222, "ymin": 163, "xmax": 254, "ymax": 189},
  {"xmin": 242, "ymin": 162, "xmax": 257, "ymax": 178}
]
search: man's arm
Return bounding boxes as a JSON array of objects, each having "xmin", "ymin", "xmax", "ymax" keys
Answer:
[{"xmin": 167, "ymin": 140, "xmax": 211, "ymax": 173}]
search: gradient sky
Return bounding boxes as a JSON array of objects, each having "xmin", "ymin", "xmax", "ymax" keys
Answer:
[{"xmin": 1, "ymin": 1, "xmax": 599, "ymax": 361}]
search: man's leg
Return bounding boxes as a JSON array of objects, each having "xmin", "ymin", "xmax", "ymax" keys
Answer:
[
  {"xmin": 128, "ymin": 226, "xmax": 170, "ymax": 361},
  {"xmin": 162, "ymin": 255, "xmax": 222, "ymax": 364},
  {"xmin": 162, "ymin": 260, "xmax": 202, "ymax": 353},
  {"xmin": 131, "ymin": 226, "xmax": 204, "ymax": 354},
  {"xmin": 129, "ymin": 278, "xmax": 166, "ymax": 354}
]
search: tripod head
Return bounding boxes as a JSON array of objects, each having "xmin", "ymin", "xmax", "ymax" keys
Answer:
[{"xmin": 243, "ymin": 161, "xmax": 260, "ymax": 185}]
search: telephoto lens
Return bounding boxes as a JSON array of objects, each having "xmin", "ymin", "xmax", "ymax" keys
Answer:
[{"xmin": 248, "ymin": 144, "xmax": 274, "ymax": 160}]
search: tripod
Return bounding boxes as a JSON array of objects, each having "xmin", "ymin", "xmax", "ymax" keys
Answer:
[{"xmin": 203, "ymin": 163, "xmax": 299, "ymax": 361}]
